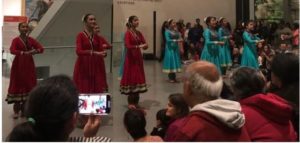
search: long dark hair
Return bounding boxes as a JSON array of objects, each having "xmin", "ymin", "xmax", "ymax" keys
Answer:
[
  {"xmin": 124, "ymin": 109, "xmax": 147, "ymax": 140},
  {"xmin": 205, "ymin": 16, "xmax": 216, "ymax": 27},
  {"xmin": 127, "ymin": 15, "xmax": 138, "ymax": 28},
  {"xmin": 7, "ymin": 75, "xmax": 79, "ymax": 141},
  {"xmin": 168, "ymin": 93, "xmax": 189, "ymax": 119}
]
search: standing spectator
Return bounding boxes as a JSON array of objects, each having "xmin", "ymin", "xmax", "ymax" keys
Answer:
[
  {"xmin": 268, "ymin": 22, "xmax": 278, "ymax": 45},
  {"xmin": 169, "ymin": 61, "xmax": 250, "ymax": 141},
  {"xmin": 233, "ymin": 21, "xmax": 244, "ymax": 48},
  {"xmin": 120, "ymin": 15, "xmax": 148, "ymax": 109},
  {"xmin": 292, "ymin": 23, "xmax": 299, "ymax": 51},
  {"xmin": 183, "ymin": 22, "xmax": 192, "ymax": 60},
  {"xmin": 6, "ymin": 22, "xmax": 44, "ymax": 119},
  {"xmin": 230, "ymin": 67, "xmax": 297, "ymax": 141},
  {"xmin": 241, "ymin": 20, "xmax": 264, "ymax": 69},
  {"xmin": 162, "ymin": 19, "xmax": 182, "ymax": 83},
  {"xmin": 188, "ymin": 18, "xmax": 204, "ymax": 60},
  {"xmin": 274, "ymin": 21, "xmax": 293, "ymax": 51}
]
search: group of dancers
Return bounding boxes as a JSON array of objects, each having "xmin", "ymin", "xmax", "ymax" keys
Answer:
[{"xmin": 6, "ymin": 14, "xmax": 264, "ymax": 117}]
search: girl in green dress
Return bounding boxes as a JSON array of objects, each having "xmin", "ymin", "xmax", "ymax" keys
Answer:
[{"xmin": 241, "ymin": 20, "xmax": 264, "ymax": 69}]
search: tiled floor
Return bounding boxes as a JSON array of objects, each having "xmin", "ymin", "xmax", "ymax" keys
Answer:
[{"xmin": 2, "ymin": 60, "xmax": 184, "ymax": 141}]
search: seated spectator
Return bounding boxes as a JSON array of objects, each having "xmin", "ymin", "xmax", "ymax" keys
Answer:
[
  {"xmin": 164, "ymin": 93, "xmax": 189, "ymax": 141},
  {"xmin": 124, "ymin": 109, "xmax": 163, "ymax": 142},
  {"xmin": 6, "ymin": 75, "xmax": 110, "ymax": 142},
  {"xmin": 169, "ymin": 61, "xmax": 250, "ymax": 141},
  {"xmin": 229, "ymin": 67, "xmax": 297, "ymax": 141},
  {"xmin": 150, "ymin": 109, "xmax": 171, "ymax": 139},
  {"xmin": 260, "ymin": 44, "xmax": 275, "ymax": 81},
  {"xmin": 268, "ymin": 53, "xmax": 299, "ymax": 140}
]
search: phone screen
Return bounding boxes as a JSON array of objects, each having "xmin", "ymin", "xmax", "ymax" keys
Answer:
[{"xmin": 78, "ymin": 93, "xmax": 111, "ymax": 115}]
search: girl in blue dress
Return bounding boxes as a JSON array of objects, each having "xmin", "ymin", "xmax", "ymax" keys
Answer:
[
  {"xmin": 218, "ymin": 17, "xmax": 232, "ymax": 73},
  {"xmin": 162, "ymin": 19, "xmax": 182, "ymax": 83},
  {"xmin": 241, "ymin": 20, "xmax": 264, "ymax": 69},
  {"xmin": 201, "ymin": 16, "xmax": 224, "ymax": 74}
]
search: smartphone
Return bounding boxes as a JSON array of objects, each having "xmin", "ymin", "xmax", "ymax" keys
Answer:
[{"xmin": 78, "ymin": 93, "xmax": 111, "ymax": 115}]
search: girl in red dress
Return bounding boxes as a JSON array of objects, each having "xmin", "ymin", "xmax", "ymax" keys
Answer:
[
  {"xmin": 120, "ymin": 15, "xmax": 148, "ymax": 109},
  {"xmin": 93, "ymin": 24, "xmax": 112, "ymax": 50},
  {"xmin": 73, "ymin": 14, "xmax": 109, "ymax": 94},
  {"xmin": 6, "ymin": 22, "xmax": 44, "ymax": 119}
]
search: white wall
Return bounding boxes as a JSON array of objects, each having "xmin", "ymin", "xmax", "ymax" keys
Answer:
[
  {"xmin": 3, "ymin": 0, "xmax": 22, "ymax": 16},
  {"xmin": 113, "ymin": 0, "xmax": 236, "ymax": 57}
]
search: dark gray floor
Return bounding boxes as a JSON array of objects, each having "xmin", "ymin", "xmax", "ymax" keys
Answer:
[{"xmin": 2, "ymin": 60, "xmax": 184, "ymax": 141}]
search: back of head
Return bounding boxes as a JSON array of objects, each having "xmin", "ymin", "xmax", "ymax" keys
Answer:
[
  {"xmin": 7, "ymin": 75, "xmax": 79, "ymax": 141},
  {"xmin": 168, "ymin": 93, "xmax": 189, "ymax": 118},
  {"xmin": 124, "ymin": 109, "xmax": 147, "ymax": 140},
  {"xmin": 271, "ymin": 53, "xmax": 299, "ymax": 106},
  {"xmin": 271, "ymin": 53, "xmax": 299, "ymax": 87},
  {"xmin": 229, "ymin": 67, "xmax": 265, "ymax": 100},
  {"xmin": 156, "ymin": 109, "xmax": 171, "ymax": 126},
  {"xmin": 185, "ymin": 61, "xmax": 223, "ymax": 102},
  {"xmin": 7, "ymin": 122, "xmax": 37, "ymax": 141}
]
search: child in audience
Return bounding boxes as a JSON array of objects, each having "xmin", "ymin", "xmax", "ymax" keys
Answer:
[
  {"xmin": 164, "ymin": 93, "xmax": 189, "ymax": 141},
  {"xmin": 124, "ymin": 109, "xmax": 163, "ymax": 142},
  {"xmin": 150, "ymin": 109, "xmax": 171, "ymax": 139},
  {"xmin": 260, "ymin": 44, "xmax": 275, "ymax": 81}
]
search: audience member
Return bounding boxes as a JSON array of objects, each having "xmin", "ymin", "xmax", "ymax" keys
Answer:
[
  {"xmin": 268, "ymin": 53, "xmax": 299, "ymax": 140},
  {"xmin": 164, "ymin": 93, "xmax": 189, "ymax": 141},
  {"xmin": 124, "ymin": 109, "xmax": 163, "ymax": 142},
  {"xmin": 230, "ymin": 67, "xmax": 297, "ymax": 141},
  {"xmin": 274, "ymin": 20, "xmax": 293, "ymax": 51},
  {"xmin": 168, "ymin": 61, "xmax": 250, "ymax": 141},
  {"xmin": 150, "ymin": 109, "xmax": 171, "ymax": 139},
  {"xmin": 7, "ymin": 75, "xmax": 109, "ymax": 142}
]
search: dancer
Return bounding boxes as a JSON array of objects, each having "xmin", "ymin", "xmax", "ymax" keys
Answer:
[
  {"xmin": 200, "ymin": 16, "xmax": 224, "ymax": 74},
  {"xmin": 162, "ymin": 19, "xmax": 182, "ymax": 83},
  {"xmin": 120, "ymin": 15, "xmax": 148, "ymax": 109},
  {"xmin": 74, "ymin": 13, "xmax": 109, "ymax": 93},
  {"xmin": 218, "ymin": 17, "xmax": 232, "ymax": 73},
  {"xmin": 6, "ymin": 22, "xmax": 44, "ymax": 119},
  {"xmin": 241, "ymin": 20, "xmax": 264, "ymax": 69}
]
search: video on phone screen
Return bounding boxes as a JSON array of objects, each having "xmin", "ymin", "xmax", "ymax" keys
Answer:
[{"xmin": 78, "ymin": 95, "xmax": 108, "ymax": 115}]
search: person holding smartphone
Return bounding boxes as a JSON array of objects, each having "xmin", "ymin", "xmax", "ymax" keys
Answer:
[
  {"xmin": 7, "ymin": 75, "xmax": 111, "ymax": 142},
  {"xmin": 6, "ymin": 22, "xmax": 44, "ymax": 119},
  {"xmin": 120, "ymin": 15, "xmax": 148, "ymax": 109}
]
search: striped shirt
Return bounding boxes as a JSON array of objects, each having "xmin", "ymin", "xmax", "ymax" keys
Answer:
[{"xmin": 69, "ymin": 136, "xmax": 111, "ymax": 142}]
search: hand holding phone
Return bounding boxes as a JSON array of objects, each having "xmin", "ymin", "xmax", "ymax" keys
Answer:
[
  {"xmin": 84, "ymin": 115, "xmax": 101, "ymax": 137},
  {"xmin": 78, "ymin": 93, "xmax": 111, "ymax": 115}
]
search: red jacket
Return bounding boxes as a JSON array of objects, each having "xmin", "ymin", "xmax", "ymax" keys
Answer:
[
  {"xmin": 240, "ymin": 93, "xmax": 297, "ymax": 141},
  {"xmin": 169, "ymin": 111, "xmax": 250, "ymax": 141}
]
